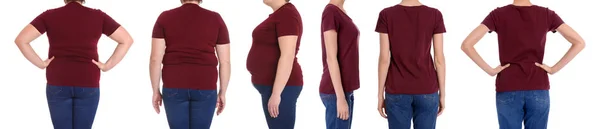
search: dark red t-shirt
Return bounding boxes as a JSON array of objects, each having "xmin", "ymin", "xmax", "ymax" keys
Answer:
[
  {"xmin": 481, "ymin": 5, "xmax": 564, "ymax": 92},
  {"xmin": 152, "ymin": 3, "xmax": 230, "ymax": 90},
  {"xmin": 319, "ymin": 4, "xmax": 360, "ymax": 94},
  {"xmin": 375, "ymin": 5, "xmax": 446, "ymax": 94},
  {"xmin": 30, "ymin": 2, "xmax": 121, "ymax": 87},
  {"xmin": 247, "ymin": 3, "xmax": 303, "ymax": 86}
]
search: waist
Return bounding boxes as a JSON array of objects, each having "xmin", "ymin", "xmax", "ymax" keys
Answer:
[{"xmin": 46, "ymin": 61, "xmax": 100, "ymax": 87}]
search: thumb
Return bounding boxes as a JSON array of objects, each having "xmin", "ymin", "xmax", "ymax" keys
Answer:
[
  {"xmin": 502, "ymin": 63, "xmax": 511, "ymax": 68},
  {"xmin": 92, "ymin": 59, "xmax": 99, "ymax": 65},
  {"xmin": 48, "ymin": 56, "xmax": 55, "ymax": 61},
  {"xmin": 534, "ymin": 62, "xmax": 543, "ymax": 67}
]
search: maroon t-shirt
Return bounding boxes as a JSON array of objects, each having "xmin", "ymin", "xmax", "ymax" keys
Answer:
[
  {"xmin": 375, "ymin": 5, "xmax": 446, "ymax": 94},
  {"xmin": 247, "ymin": 3, "xmax": 303, "ymax": 86},
  {"xmin": 482, "ymin": 5, "xmax": 564, "ymax": 92},
  {"xmin": 319, "ymin": 4, "xmax": 360, "ymax": 94},
  {"xmin": 152, "ymin": 3, "xmax": 230, "ymax": 90},
  {"xmin": 30, "ymin": 2, "xmax": 121, "ymax": 87}
]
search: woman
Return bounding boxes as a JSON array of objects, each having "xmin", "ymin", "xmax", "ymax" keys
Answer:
[
  {"xmin": 461, "ymin": 0, "xmax": 585, "ymax": 128},
  {"xmin": 14, "ymin": 0, "xmax": 133, "ymax": 129},
  {"xmin": 375, "ymin": 0, "xmax": 446, "ymax": 129},
  {"xmin": 246, "ymin": 0, "xmax": 303, "ymax": 128},
  {"xmin": 149, "ymin": 0, "xmax": 231, "ymax": 129},
  {"xmin": 320, "ymin": 0, "xmax": 360, "ymax": 128}
]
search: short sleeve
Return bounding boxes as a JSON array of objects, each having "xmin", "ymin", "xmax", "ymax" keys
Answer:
[
  {"xmin": 275, "ymin": 15, "xmax": 301, "ymax": 37},
  {"xmin": 433, "ymin": 11, "xmax": 446, "ymax": 34},
  {"xmin": 547, "ymin": 9, "xmax": 564, "ymax": 33},
  {"xmin": 321, "ymin": 8, "xmax": 338, "ymax": 32},
  {"xmin": 152, "ymin": 13, "xmax": 165, "ymax": 38},
  {"xmin": 30, "ymin": 11, "xmax": 49, "ymax": 34},
  {"xmin": 101, "ymin": 11, "xmax": 121, "ymax": 36},
  {"xmin": 375, "ymin": 10, "xmax": 388, "ymax": 33},
  {"xmin": 481, "ymin": 10, "xmax": 497, "ymax": 33},
  {"xmin": 216, "ymin": 14, "xmax": 230, "ymax": 44}
]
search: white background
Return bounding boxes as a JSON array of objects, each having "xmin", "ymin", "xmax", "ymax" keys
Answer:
[{"xmin": 0, "ymin": 0, "xmax": 598, "ymax": 129}]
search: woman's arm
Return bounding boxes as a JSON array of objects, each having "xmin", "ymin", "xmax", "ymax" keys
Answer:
[
  {"xmin": 377, "ymin": 33, "xmax": 390, "ymax": 118},
  {"xmin": 461, "ymin": 24, "xmax": 510, "ymax": 76},
  {"xmin": 150, "ymin": 38, "xmax": 166, "ymax": 93},
  {"xmin": 15, "ymin": 24, "xmax": 53, "ymax": 69},
  {"xmin": 215, "ymin": 44, "xmax": 231, "ymax": 115},
  {"xmin": 271, "ymin": 36, "xmax": 298, "ymax": 97},
  {"xmin": 535, "ymin": 24, "xmax": 585, "ymax": 74},
  {"xmin": 267, "ymin": 35, "xmax": 298, "ymax": 118},
  {"xmin": 323, "ymin": 30, "xmax": 350, "ymax": 120},
  {"xmin": 216, "ymin": 44, "xmax": 231, "ymax": 96},
  {"xmin": 93, "ymin": 27, "xmax": 134, "ymax": 72},
  {"xmin": 433, "ymin": 33, "xmax": 446, "ymax": 116}
]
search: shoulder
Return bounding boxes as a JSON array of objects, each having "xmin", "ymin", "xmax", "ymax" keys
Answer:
[
  {"xmin": 274, "ymin": 4, "xmax": 301, "ymax": 21},
  {"xmin": 424, "ymin": 6, "xmax": 443, "ymax": 15},
  {"xmin": 200, "ymin": 7, "xmax": 223, "ymax": 19}
]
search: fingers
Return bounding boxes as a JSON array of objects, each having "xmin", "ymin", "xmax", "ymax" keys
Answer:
[
  {"xmin": 153, "ymin": 101, "xmax": 160, "ymax": 114},
  {"xmin": 268, "ymin": 104, "xmax": 279, "ymax": 118},
  {"xmin": 501, "ymin": 63, "xmax": 511, "ymax": 68},
  {"xmin": 437, "ymin": 107, "xmax": 444, "ymax": 116},
  {"xmin": 337, "ymin": 110, "xmax": 348, "ymax": 120},
  {"xmin": 46, "ymin": 56, "xmax": 55, "ymax": 62},
  {"xmin": 378, "ymin": 108, "xmax": 387, "ymax": 118}
]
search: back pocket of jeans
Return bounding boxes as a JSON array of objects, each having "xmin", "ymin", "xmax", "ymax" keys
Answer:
[
  {"xmin": 496, "ymin": 92, "xmax": 516, "ymax": 105},
  {"xmin": 46, "ymin": 86, "xmax": 63, "ymax": 95}
]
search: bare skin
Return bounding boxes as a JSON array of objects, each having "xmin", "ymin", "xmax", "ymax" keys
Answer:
[
  {"xmin": 461, "ymin": 0, "xmax": 585, "ymax": 78},
  {"xmin": 262, "ymin": 0, "xmax": 299, "ymax": 118},
  {"xmin": 151, "ymin": 0, "xmax": 231, "ymax": 115},
  {"xmin": 15, "ymin": 2, "xmax": 133, "ymax": 72},
  {"xmin": 323, "ymin": 0, "xmax": 352, "ymax": 121},
  {"xmin": 377, "ymin": 0, "xmax": 446, "ymax": 118}
]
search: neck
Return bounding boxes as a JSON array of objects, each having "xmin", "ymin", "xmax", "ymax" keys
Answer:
[
  {"xmin": 399, "ymin": 0, "xmax": 422, "ymax": 6},
  {"xmin": 329, "ymin": 0, "xmax": 344, "ymax": 7},
  {"xmin": 512, "ymin": 0, "xmax": 532, "ymax": 6},
  {"xmin": 269, "ymin": 1, "xmax": 288, "ymax": 11},
  {"xmin": 66, "ymin": 1, "xmax": 82, "ymax": 4},
  {"xmin": 182, "ymin": 1, "xmax": 200, "ymax": 4}
]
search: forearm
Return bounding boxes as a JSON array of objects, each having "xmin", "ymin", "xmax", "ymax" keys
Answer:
[
  {"xmin": 435, "ymin": 58, "xmax": 446, "ymax": 96},
  {"xmin": 16, "ymin": 44, "xmax": 45, "ymax": 69},
  {"xmin": 551, "ymin": 43, "xmax": 585, "ymax": 72},
  {"xmin": 378, "ymin": 57, "xmax": 390, "ymax": 98},
  {"xmin": 218, "ymin": 62, "xmax": 231, "ymax": 95},
  {"xmin": 104, "ymin": 43, "xmax": 132, "ymax": 70},
  {"xmin": 326, "ymin": 58, "xmax": 346, "ymax": 100},
  {"xmin": 271, "ymin": 55, "xmax": 295, "ymax": 96},
  {"xmin": 149, "ymin": 62, "xmax": 161, "ymax": 93},
  {"xmin": 461, "ymin": 45, "xmax": 493, "ymax": 72}
]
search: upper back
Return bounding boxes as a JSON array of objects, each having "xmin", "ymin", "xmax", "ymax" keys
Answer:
[
  {"xmin": 376, "ymin": 5, "xmax": 444, "ymax": 37},
  {"xmin": 484, "ymin": 5, "xmax": 563, "ymax": 35},
  {"xmin": 153, "ymin": 4, "xmax": 228, "ymax": 46},
  {"xmin": 31, "ymin": 2, "xmax": 121, "ymax": 41}
]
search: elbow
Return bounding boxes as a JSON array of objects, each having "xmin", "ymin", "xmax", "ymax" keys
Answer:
[
  {"xmin": 434, "ymin": 56, "xmax": 445, "ymax": 67},
  {"xmin": 14, "ymin": 38, "xmax": 26, "ymax": 46},
  {"xmin": 219, "ymin": 60, "xmax": 231, "ymax": 66},
  {"xmin": 124, "ymin": 38, "xmax": 134, "ymax": 45},
  {"xmin": 460, "ymin": 43, "xmax": 472, "ymax": 53}
]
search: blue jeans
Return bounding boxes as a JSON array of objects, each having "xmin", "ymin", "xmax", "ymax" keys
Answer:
[
  {"xmin": 496, "ymin": 90, "xmax": 550, "ymax": 129},
  {"xmin": 46, "ymin": 85, "xmax": 100, "ymax": 129},
  {"xmin": 162, "ymin": 88, "xmax": 217, "ymax": 129},
  {"xmin": 320, "ymin": 92, "xmax": 354, "ymax": 129},
  {"xmin": 254, "ymin": 85, "xmax": 303, "ymax": 129},
  {"xmin": 385, "ymin": 92, "xmax": 439, "ymax": 129}
]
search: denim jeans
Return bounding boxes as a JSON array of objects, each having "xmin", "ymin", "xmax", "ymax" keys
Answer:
[
  {"xmin": 46, "ymin": 85, "xmax": 100, "ymax": 129},
  {"xmin": 162, "ymin": 88, "xmax": 218, "ymax": 129},
  {"xmin": 496, "ymin": 90, "xmax": 550, "ymax": 129},
  {"xmin": 385, "ymin": 92, "xmax": 439, "ymax": 129},
  {"xmin": 254, "ymin": 85, "xmax": 303, "ymax": 129},
  {"xmin": 320, "ymin": 92, "xmax": 354, "ymax": 129}
]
